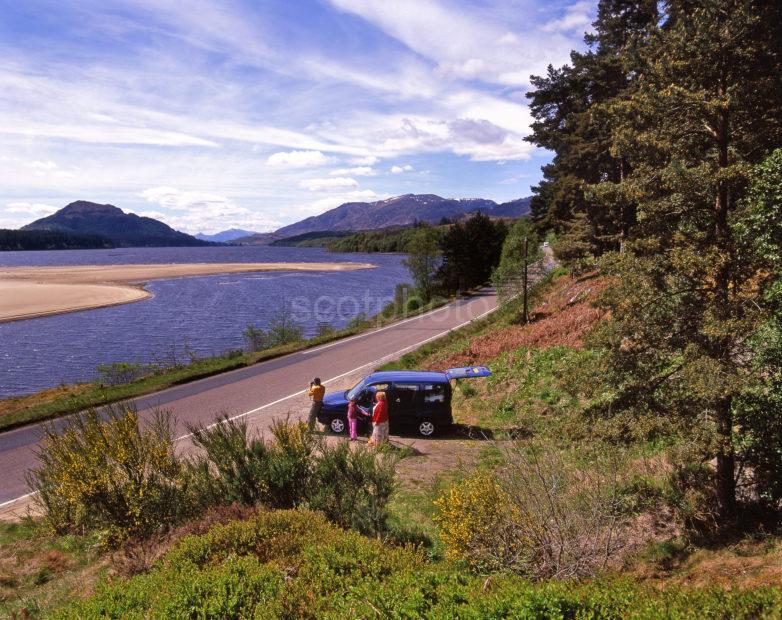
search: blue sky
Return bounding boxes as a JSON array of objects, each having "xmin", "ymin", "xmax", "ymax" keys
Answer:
[{"xmin": 0, "ymin": 0, "xmax": 593, "ymax": 233}]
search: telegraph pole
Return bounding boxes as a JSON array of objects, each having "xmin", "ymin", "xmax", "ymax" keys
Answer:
[{"xmin": 522, "ymin": 236, "xmax": 529, "ymax": 323}]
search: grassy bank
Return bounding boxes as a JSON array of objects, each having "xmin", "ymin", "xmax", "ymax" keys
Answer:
[
  {"xmin": 380, "ymin": 267, "xmax": 568, "ymax": 373},
  {"xmin": 4, "ymin": 510, "xmax": 781, "ymax": 618},
  {"xmin": 47, "ymin": 511, "xmax": 782, "ymax": 619},
  {"xmin": 0, "ymin": 295, "xmax": 450, "ymax": 433}
]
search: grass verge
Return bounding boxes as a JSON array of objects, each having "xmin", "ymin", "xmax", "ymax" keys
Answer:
[{"xmin": 0, "ymin": 520, "xmax": 107, "ymax": 618}]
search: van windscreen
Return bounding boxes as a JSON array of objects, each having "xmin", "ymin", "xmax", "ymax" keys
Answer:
[{"xmin": 346, "ymin": 379, "xmax": 366, "ymax": 400}]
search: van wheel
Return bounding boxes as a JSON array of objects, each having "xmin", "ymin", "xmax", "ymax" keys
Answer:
[
  {"xmin": 330, "ymin": 417, "xmax": 346, "ymax": 434},
  {"xmin": 418, "ymin": 420, "xmax": 436, "ymax": 437}
]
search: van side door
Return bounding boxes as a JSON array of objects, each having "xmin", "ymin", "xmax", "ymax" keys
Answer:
[{"xmin": 389, "ymin": 383, "xmax": 420, "ymax": 430}]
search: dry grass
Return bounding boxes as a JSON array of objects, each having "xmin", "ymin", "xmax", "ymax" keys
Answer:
[
  {"xmin": 0, "ymin": 520, "xmax": 109, "ymax": 617},
  {"xmin": 417, "ymin": 274, "xmax": 607, "ymax": 372},
  {"xmin": 628, "ymin": 534, "xmax": 782, "ymax": 589}
]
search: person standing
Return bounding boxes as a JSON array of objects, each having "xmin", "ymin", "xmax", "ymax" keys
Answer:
[
  {"xmin": 307, "ymin": 377, "xmax": 325, "ymax": 432},
  {"xmin": 347, "ymin": 397, "xmax": 369, "ymax": 441},
  {"xmin": 368, "ymin": 391, "xmax": 389, "ymax": 446}
]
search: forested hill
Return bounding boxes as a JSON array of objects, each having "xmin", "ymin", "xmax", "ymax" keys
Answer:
[
  {"xmin": 22, "ymin": 201, "xmax": 208, "ymax": 247},
  {"xmin": 0, "ymin": 229, "xmax": 115, "ymax": 251}
]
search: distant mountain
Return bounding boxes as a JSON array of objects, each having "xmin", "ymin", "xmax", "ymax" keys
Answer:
[
  {"xmin": 491, "ymin": 197, "xmax": 532, "ymax": 218},
  {"xmin": 195, "ymin": 228, "xmax": 257, "ymax": 243},
  {"xmin": 22, "ymin": 201, "xmax": 208, "ymax": 247},
  {"xmin": 271, "ymin": 194, "xmax": 530, "ymax": 238}
]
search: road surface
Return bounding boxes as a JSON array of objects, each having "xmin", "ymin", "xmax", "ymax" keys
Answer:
[{"xmin": 0, "ymin": 290, "xmax": 497, "ymax": 509}]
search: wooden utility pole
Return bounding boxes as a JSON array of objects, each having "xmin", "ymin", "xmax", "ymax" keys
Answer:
[{"xmin": 522, "ymin": 236, "xmax": 529, "ymax": 323}]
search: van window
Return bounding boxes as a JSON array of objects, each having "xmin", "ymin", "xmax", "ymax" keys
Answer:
[
  {"xmin": 357, "ymin": 382, "xmax": 389, "ymax": 407},
  {"xmin": 392, "ymin": 383, "xmax": 419, "ymax": 407},
  {"xmin": 422, "ymin": 384, "xmax": 446, "ymax": 403}
]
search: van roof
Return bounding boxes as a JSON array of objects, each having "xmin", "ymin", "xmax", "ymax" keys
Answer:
[{"xmin": 364, "ymin": 370, "xmax": 448, "ymax": 384}]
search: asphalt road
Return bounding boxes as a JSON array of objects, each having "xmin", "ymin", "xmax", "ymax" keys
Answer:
[{"xmin": 0, "ymin": 289, "xmax": 497, "ymax": 507}]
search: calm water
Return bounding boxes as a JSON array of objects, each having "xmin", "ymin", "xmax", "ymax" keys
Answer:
[{"xmin": 0, "ymin": 246, "xmax": 411, "ymax": 397}]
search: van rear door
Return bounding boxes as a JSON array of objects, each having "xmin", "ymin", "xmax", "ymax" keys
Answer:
[{"xmin": 444, "ymin": 366, "xmax": 492, "ymax": 380}]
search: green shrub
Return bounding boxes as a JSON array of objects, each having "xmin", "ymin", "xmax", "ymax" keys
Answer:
[
  {"xmin": 307, "ymin": 441, "xmax": 397, "ymax": 535},
  {"xmin": 316, "ymin": 322, "xmax": 336, "ymax": 337},
  {"xmin": 242, "ymin": 324, "xmax": 269, "ymax": 352},
  {"xmin": 347, "ymin": 312, "xmax": 371, "ymax": 329},
  {"xmin": 187, "ymin": 418, "xmax": 398, "ymax": 535},
  {"xmin": 267, "ymin": 309, "xmax": 304, "ymax": 345},
  {"xmin": 667, "ymin": 459, "xmax": 720, "ymax": 536},
  {"xmin": 220, "ymin": 348, "xmax": 244, "ymax": 359},
  {"xmin": 382, "ymin": 283, "xmax": 416, "ymax": 317},
  {"xmin": 96, "ymin": 361, "xmax": 153, "ymax": 385},
  {"xmin": 405, "ymin": 295, "xmax": 423, "ymax": 312},
  {"xmin": 54, "ymin": 509, "xmax": 782, "ymax": 619},
  {"xmin": 27, "ymin": 405, "xmax": 186, "ymax": 546},
  {"xmin": 186, "ymin": 417, "xmax": 315, "ymax": 509}
]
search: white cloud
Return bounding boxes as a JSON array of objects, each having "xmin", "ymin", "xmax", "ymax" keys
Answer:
[
  {"xmin": 31, "ymin": 160, "xmax": 76, "ymax": 179},
  {"xmin": 349, "ymin": 155, "xmax": 380, "ymax": 166},
  {"xmin": 435, "ymin": 58, "xmax": 488, "ymax": 81},
  {"xmin": 0, "ymin": 202, "xmax": 59, "ymax": 229},
  {"xmin": 543, "ymin": 1, "xmax": 594, "ymax": 34},
  {"xmin": 390, "ymin": 164, "xmax": 414, "ymax": 174},
  {"xmin": 266, "ymin": 150, "xmax": 335, "ymax": 167},
  {"xmin": 330, "ymin": 166, "xmax": 375, "ymax": 176},
  {"xmin": 138, "ymin": 186, "xmax": 279, "ymax": 234},
  {"xmin": 327, "ymin": 0, "xmax": 580, "ymax": 87},
  {"xmin": 298, "ymin": 177, "xmax": 359, "ymax": 191},
  {"xmin": 6, "ymin": 201, "xmax": 58, "ymax": 215}
]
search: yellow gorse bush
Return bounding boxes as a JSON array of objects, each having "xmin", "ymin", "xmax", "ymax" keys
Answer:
[
  {"xmin": 433, "ymin": 471, "xmax": 521, "ymax": 567},
  {"xmin": 28, "ymin": 405, "xmax": 185, "ymax": 546}
]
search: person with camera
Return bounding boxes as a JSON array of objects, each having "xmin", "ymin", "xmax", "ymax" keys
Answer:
[{"xmin": 307, "ymin": 377, "xmax": 325, "ymax": 432}]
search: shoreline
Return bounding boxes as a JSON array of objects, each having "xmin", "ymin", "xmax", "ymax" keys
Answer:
[{"xmin": 0, "ymin": 261, "xmax": 375, "ymax": 323}]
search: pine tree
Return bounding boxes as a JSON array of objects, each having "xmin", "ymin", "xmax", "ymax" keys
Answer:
[
  {"xmin": 552, "ymin": 211, "xmax": 596, "ymax": 273},
  {"xmin": 526, "ymin": 0, "xmax": 658, "ymax": 249},
  {"xmin": 591, "ymin": 0, "xmax": 782, "ymax": 519}
]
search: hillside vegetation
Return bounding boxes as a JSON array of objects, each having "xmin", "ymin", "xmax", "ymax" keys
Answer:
[
  {"xmin": 0, "ymin": 229, "xmax": 114, "ymax": 251},
  {"xmin": 326, "ymin": 225, "xmax": 445, "ymax": 253}
]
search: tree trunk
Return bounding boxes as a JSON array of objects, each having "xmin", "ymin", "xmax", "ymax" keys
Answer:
[
  {"xmin": 715, "ymin": 397, "xmax": 737, "ymax": 519},
  {"xmin": 713, "ymin": 101, "xmax": 736, "ymax": 519}
]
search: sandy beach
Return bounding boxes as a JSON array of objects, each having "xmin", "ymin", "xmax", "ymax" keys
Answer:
[{"xmin": 0, "ymin": 262, "xmax": 375, "ymax": 323}]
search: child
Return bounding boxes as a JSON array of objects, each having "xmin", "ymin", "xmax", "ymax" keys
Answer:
[{"xmin": 347, "ymin": 397, "xmax": 369, "ymax": 441}]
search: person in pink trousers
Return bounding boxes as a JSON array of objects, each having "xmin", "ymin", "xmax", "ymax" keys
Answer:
[{"xmin": 347, "ymin": 397, "xmax": 369, "ymax": 441}]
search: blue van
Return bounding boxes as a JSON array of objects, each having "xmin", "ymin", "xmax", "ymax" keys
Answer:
[{"xmin": 317, "ymin": 366, "xmax": 492, "ymax": 437}]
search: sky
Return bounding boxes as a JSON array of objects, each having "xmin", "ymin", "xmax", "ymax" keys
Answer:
[{"xmin": 0, "ymin": 0, "xmax": 594, "ymax": 234}]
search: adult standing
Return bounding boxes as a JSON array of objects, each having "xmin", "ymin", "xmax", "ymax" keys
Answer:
[
  {"xmin": 368, "ymin": 391, "xmax": 389, "ymax": 446},
  {"xmin": 307, "ymin": 377, "xmax": 325, "ymax": 432}
]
